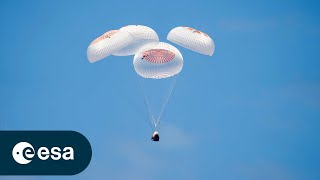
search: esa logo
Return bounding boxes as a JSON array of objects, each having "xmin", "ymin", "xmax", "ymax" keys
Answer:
[
  {"xmin": 12, "ymin": 142, "xmax": 74, "ymax": 165},
  {"xmin": 0, "ymin": 131, "xmax": 91, "ymax": 175}
]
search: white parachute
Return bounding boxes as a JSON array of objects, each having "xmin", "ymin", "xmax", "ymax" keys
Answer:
[
  {"xmin": 113, "ymin": 25, "xmax": 159, "ymax": 56},
  {"xmin": 133, "ymin": 42, "xmax": 183, "ymax": 79},
  {"xmin": 87, "ymin": 25, "xmax": 215, "ymax": 137},
  {"xmin": 87, "ymin": 30, "xmax": 133, "ymax": 63},
  {"xmin": 167, "ymin": 26, "xmax": 215, "ymax": 56}
]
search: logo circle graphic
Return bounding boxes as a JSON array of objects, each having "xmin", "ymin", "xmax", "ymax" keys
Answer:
[{"xmin": 12, "ymin": 142, "xmax": 35, "ymax": 165}]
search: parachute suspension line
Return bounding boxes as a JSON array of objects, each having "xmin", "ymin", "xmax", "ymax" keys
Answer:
[
  {"xmin": 154, "ymin": 76, "xmax": 178, "ymax": 127},
  {"xmin": 136, "ymin": 72, "xmax": 179, "ymax": 131},
  {"xmin": 120, "ymin": 79, "xmax": 153, "ymax": 133},
  {"xmin": 143, "ymin": 93, "xmax": 156, "ymax": 130},
  {"xmin": 137, "ymin": 74, "xmax": 156, "ymax": 131}
]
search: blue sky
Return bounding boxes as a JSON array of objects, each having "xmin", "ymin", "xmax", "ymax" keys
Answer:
[{"xmin": 1, "ymin": 0, "xmax": 320, "ymax": 179}]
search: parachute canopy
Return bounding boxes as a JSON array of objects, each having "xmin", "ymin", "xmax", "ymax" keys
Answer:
[
  {"xmin": 87, "ymin": 30, "xmax": 133, "ymax": 63},
  {"xmin": 167, "ymin": 26, "xmax": 215, "ymax": 56},
  {"xmin": 113, "ymin": 25, "xmax": 159, "ymax": 56},
  {"xmin": 133, "ymin": 42, "xmax": 183, "ymax": 79}
]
